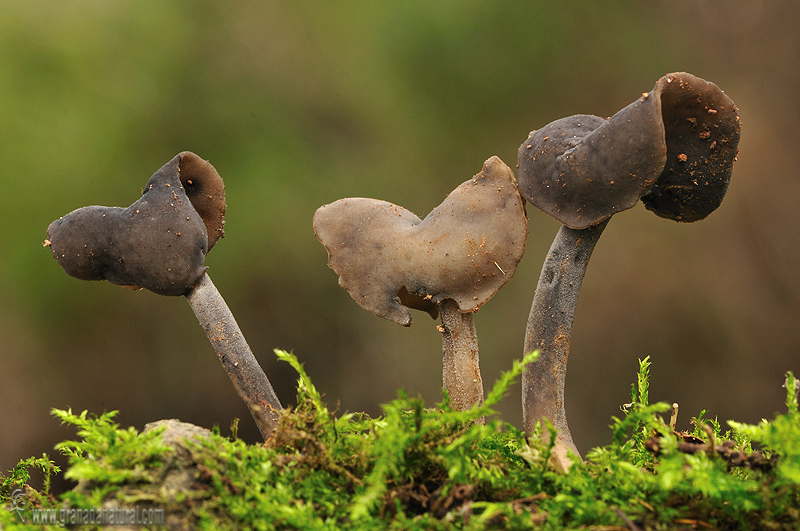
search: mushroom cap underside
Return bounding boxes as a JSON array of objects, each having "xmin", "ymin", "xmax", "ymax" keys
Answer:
[
  {"xmin": 175, "ymin": 151, "xmax": 226, "ymax": 250},
  {"xmin": 313, "ymin": 156, "xmax": 528, "ymax": 326},
  {"xmin": 517, "ymin": 72, "xmax": 741, "ymax": 229},
  {"xmin": 642, "ymin": 74, "xmax": 741, "ymax": 222},
  {"xmin": 46, "ymin": 152, "xmax": 226, "ymax": 296}
]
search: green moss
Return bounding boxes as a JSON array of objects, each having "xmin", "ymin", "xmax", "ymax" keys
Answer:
[{"xmin": 1, "ymin": 354, "xmax": 799, "ymax": 530}]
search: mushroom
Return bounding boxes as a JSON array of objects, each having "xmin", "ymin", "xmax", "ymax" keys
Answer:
[
  {"xmin": 516, "ymin": 72, "xmax": 741, "ymax": 468},
  {"xmin": 45, "ymin": 152, "xmax": 283, "ymax": 440},
  {"xmin": 313, "ymin": 156, "xmax": 528, "ymax": 413}
]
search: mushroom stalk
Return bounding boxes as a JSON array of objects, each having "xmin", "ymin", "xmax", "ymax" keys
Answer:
[
  {"xmin": 439, "ymin": 299, "xmax": 484, "ymax": 417},
  {"xmin": 185, "ymin": 271, "xmax": 283, "ymax": 440},
  {"xmin": 522, "ymin": 219, "xmax": 609, "ymax": 465}
]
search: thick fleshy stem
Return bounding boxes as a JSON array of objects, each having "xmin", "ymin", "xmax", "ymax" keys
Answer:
[
  {"xmin": 439, "ymin": 298, "xmax": 484, "ymax": 420},
  {"xmin": 522, "ymin": 219, "xmax": 609, "ymax": 468},
  {"xmin": 185, "ymin": 271, "xmax": 283, "ymax": 440}
]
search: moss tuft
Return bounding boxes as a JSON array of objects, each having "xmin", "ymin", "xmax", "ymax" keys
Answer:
[{"xmin": 2, "ymin": 355, "xmax": 798, "ymax": 530}]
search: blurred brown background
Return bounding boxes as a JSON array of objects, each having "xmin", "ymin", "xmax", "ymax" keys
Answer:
[{"xmin": 1, "ymin": 1, "xmax": 798, "ymax": 490}]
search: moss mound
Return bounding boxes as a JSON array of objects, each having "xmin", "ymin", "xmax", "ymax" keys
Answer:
[{"xmin": 2, "ymin": 353, "xmax": 799, "ymax": 530}]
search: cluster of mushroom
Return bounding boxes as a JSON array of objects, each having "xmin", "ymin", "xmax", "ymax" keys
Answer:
[{"xmin": 45, "ymin": 72, "xmax": 740, "ymax": 463}]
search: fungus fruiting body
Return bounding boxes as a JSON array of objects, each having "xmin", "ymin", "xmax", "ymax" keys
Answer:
[
  {"xmin": 314, "ymin": 156, "xmax": 528, "ymax": 412},
  {"xmin": 517, "ymin": 72, "xmax": 741, "ymax": 468},
  {"xmin": 46, "ymin": 152, "xmax": 282, "ymax": 439}
]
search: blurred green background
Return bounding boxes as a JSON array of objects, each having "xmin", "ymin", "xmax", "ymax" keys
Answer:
[{"xmin": 2, "ymin": 1, "xmax": 798, "ymax": 489}]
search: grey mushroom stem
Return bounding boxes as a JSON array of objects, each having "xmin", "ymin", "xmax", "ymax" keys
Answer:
[
  {"xmin": 185, "ymin": 271, "xmax": 283, "ymax": 440},
  {"xmin": 522, "ymin": 219, "xmax": 609, "ymax": 467},
  {"xmin": 439, "ymin": 299, "xmax": 484, "ymax": 418}
]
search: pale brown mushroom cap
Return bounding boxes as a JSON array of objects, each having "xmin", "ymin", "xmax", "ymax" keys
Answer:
[
  {"xmin": 518, "ymin": 72, "xmax": 740, "ymax": 229},
  {"xmin": 313, "ymin": 156, "xmax": 528, "ymax": 326}
]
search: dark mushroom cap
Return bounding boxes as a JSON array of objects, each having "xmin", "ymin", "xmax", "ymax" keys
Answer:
[
  {"xmin": 46, "ymin": 152, "xmax": 226, "ymax": 296},
  {"xmin": 517, "ymin": 72, "xmax": 741, "ymax": 229},
  {"xmin": 313, "ymin": 156, "xmax": 528, "ymax": 326}
]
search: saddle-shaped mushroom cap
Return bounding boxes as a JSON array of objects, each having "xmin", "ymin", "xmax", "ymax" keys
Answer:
[
  {"xmin": 518, "ymin": 72, "xmax": 741, "ymax": 229},
  {"xmin": 313, "ymin": 156, "xmax": 528, "ymax": 327},
  {"xmin": 46, "ymin": 152, "xmax": 226, "ymax": 296}
]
